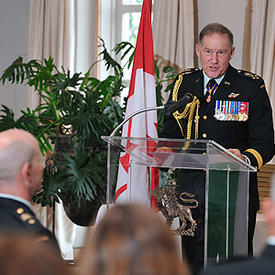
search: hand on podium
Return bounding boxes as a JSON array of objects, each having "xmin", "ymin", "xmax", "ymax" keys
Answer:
[
  {"xmin": 154, "ymin": 146, "xmax": 174, "ymax": 166},
  {"xmin": 228, "ymin": 148, "xmax": 245, "ymax": 162}
]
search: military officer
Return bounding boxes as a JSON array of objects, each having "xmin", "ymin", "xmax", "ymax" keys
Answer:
[
  {"xmin": 0, "ymin": 129, "xmax": 59, "ymax": 249},
  {"xmin": 160, "ymin": 23, "xmax": 275, "ymax": 274}
]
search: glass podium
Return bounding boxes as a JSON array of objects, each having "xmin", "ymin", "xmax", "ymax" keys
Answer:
[{"xmin": 102, "ymin": 136, "xmax": 257, "ymax": 265}]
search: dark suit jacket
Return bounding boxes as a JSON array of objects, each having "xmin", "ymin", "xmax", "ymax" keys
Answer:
[
  {"xmin": 200, "ymin": 245, "xmax": 275, "ymax": 275},
  {"xmin": 161, "ymin": 65, "xmax": 275, "ymax": 212},
  {"xmin": 0, "ymin": 197, "xmax": 59, "ymax": 249}
]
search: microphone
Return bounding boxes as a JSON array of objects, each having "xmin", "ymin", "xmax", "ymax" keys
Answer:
[
  {"xmin": 109, "ymin": 93, "xmax": 195, "ymax": 137},
  {"xmin": 164, "ymin": 93, "xmax": 194, "ymax": 116}
]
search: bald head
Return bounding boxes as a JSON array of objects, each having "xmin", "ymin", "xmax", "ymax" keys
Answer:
[
  {"xmin": 0, "ymin": 129, "xmax": 39, "ymax": 151},
  {"xmin": 0, "ymin": 129, "xmax": 43, "ymax": 198}
]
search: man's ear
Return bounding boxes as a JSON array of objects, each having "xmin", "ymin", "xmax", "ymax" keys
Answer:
[
  {"xmin": 195, "ymin": 43, "xmax": 201, "ymax": 58},
  {"xmin": 20, "ymin": 162, "xmax": 31, "ymax": 184},
  {"xmin": 230, "ymin": 46, "xmax": 236, "ymax": 60}
]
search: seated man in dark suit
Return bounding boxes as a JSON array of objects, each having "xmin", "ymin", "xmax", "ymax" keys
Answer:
[
  {"xmin": 0, "ymin": 128, "xmax": 59, "ymax": 249},
  {"xmin": 200, "ymin": 177, "xmax": 275, "ymax": 275}
]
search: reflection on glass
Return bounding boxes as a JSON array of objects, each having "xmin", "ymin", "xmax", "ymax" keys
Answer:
[
  {"xmin": 122, "ymin": 12, "xmax": 140, "ymax": 45},
  {"xmin": 122, "ymin": 0, "xmax": 143, "ymax": 5},
  {"xmin": 122, "ymin": 0, "xmax": 154, "ymax": 5},
  {"xmin": 122, "ymin": 12, "xmax": 140, "ymax": 82}
]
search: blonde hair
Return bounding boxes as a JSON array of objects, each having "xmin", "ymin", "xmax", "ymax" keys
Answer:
[{"xmin": 78, "ymin": 203, "xmax": 189, "ymax": 275}]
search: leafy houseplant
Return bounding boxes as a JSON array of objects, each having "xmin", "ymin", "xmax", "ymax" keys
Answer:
[
  {"xmin": 0, "ymin": 39, "xmax": 177, "ymax": 225},
  {"xmin": 0, "ymin": 40, "xmax": 135, "ymax": 225}
]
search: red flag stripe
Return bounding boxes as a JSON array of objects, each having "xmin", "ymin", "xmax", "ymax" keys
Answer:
[
  {"xmin": 128, "ymin": 0, "xmax": 154, "ymax": 99},
  {"xmin": 115, "ymin": 184, "xmax": 127, "ymax": 200}
]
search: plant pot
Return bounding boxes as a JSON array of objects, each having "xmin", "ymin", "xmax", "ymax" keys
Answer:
[
  {"xmin": 51, "ymin": 134, "xmax": 74, "ymax": 163},
  {"xmin": 62, "ymin": 197, "xmax": 102, "ymax": 226}
]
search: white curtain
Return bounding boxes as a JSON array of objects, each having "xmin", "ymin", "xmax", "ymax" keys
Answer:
[
  {"xmin": 27, "ymin": 0, "xmax": 75, "ymax": 109},
  {"xmin": 152, "ymin": 0, "xmax": 195, "ymax": 103},
  {"xmin": 28, "ymin": 0, "xmax": 76, "ymax": 260},
  {"xmin": 243, "ymin": 0, "xmax": 275, "ymax": 120}
]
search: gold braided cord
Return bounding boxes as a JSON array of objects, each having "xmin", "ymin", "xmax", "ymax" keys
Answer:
[
  {"xmin": 171, "ymin": 73, "xmax": 185, "ymax": 137},
  {"xmin": 194, "ymin": 101, "xmax": 200, "ymax": 140},
  {"xmin": 172, "ymin": 73, "xmax": 184, "ymax": 101},
  {"xmin": 173, "ymin": 97, "xmax": 200, "ymax": 150},
  {"xmin": 173, "ymin": 97, "xmax": 200, "ymax": 138},
  {"xmin": 170, "ymin": 72, "xmax": 201, "ymax": 149}
]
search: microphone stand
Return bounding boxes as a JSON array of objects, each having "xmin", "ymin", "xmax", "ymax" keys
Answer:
[{"xmin": 106, "ymin": 105, "xmax": 165, "ymax": 206}]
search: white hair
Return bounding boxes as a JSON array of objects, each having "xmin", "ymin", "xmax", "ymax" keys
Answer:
[{"xmin": 0, "ymin": 141, "xmax": 34, "ymax": 184}]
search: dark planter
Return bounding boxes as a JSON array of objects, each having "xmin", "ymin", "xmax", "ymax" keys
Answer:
[
  {"xmin": 52, "ymin": 134, "xmax": 106, "ymax": 226},
  {"xmin": 62, "ymin": 197, "xmax": 103, "ymax": 226}
]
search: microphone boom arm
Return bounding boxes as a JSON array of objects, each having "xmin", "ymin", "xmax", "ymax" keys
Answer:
[{"xmin": 110, "ymin": 105, "xmax": 165, "ymax": 137}]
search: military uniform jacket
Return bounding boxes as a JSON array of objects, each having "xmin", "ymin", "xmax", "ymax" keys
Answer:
[
  {"xmin": 161, "ymin": 65, "xmax": 275, "ymax": 211},
  {"xmin": 0, "ymin": 197, "xmax": 59, "ymax": 248},
  {"xmin": 200, "ymin": 245, "xmax": 275, "ymax": 275}
]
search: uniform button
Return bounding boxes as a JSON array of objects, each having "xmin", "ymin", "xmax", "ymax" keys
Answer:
[
  {"xmin": 202, "ymin": 133, "xmax": 207, "ymax": 138},
  {"xmin": 203, "ymin": 115, "xmax": 207, "ymax": 120}
]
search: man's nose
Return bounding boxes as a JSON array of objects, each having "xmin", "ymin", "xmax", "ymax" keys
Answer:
[{"xmin": 211, "ymin": 53, "xmax": 218, "ymax": 63}]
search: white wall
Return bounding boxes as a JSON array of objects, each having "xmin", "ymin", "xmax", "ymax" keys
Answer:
[
  {"xmin": 0, "ymin": 0, "xmax": 29, "ymax": 117},
  {"xmin": 197, "ymin": 0, "xmax": 247, "ymax": 69},
  {"xmin": 75, "ymin": 0, "xmax": 97, "ymax": 74}
]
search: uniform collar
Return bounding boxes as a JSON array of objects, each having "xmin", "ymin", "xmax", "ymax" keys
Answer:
[
  {"xmin": 0, "ymin": 193, "xmax": 32, "ymax": 209},
  {"xmin": 266, "ymin": 236, "xmax": 275, "ymax": 246},
  {"xmin": 203, "ymin": 71, "xmax": 225, "ymax": 92}
]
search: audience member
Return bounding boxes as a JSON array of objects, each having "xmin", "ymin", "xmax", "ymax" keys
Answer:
[
  {"xmin": 78, "ymin": 203, "xmax": 190, "ymax": 275},
  {"xmin": 200, "ymin": 176, "xmax": 275, "ymax": 275},
  {"xmin": 0, "ymin": 234, "xmax": 70, "ymax": 275},
  {"xmin": 0, "ymin": 128, "xmax": 59, "ymax": 248}
]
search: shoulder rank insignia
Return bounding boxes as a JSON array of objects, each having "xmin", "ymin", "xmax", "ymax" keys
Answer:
[
  {"xmin": 36, "ymin": 236, "xmax": 49, "ymax": 243},
  {"xmin": 228, "ymin": 93, "xmax": 240, "ymax": 98},
  {"xmin": 180, "ymin": 68, "xmax": 199, "ymax": 75},
  {"xmin": 16, "ymin": 208, "xmax": 24, "ymax": 214},
  {"xmin": 21, "ymin": 213, "xmax": 31, "ymax": 222},
  {"xmin": 16, "ymin": 208, "xmax": 36, "ymax": 224},
  {"xmin": 237, "ymin": 70, "xmax": 261, "ymax": 80}
]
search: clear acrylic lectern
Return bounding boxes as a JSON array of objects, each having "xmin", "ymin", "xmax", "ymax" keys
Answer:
[{"xmin": 101, "ymin": 136, "xmax": 257, "ymax": 265}]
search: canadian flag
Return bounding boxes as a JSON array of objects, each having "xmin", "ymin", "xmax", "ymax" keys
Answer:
[{"xmin": 115, "ymin": 0, "xmax": 158, "ymax": 206}]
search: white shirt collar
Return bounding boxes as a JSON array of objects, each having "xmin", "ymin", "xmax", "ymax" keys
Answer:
[
  {"xmin": 203, "ymin": 71, "xmax": 225, "ymax": 94},
  {"xmin": 0, "ymin": 193, "xmax": 32, "ymax": 209},
  {"xmin": 266, "ymin": 236, "xmax": 275, "ymax": 246}
]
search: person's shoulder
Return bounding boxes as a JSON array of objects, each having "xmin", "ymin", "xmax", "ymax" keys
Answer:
[
  {"xmin": 231, "ymin": 67, "xmax": 264, "ymax": 83},
  {"xmin": 177, "ymin": 68, "xmax": 200, "ymax": 78},
  {"xmin": 228, "ymin": 67, "xmax": 266, "ymax": 92},
  {"xmin": 0, "ymin": 198, "xmax": 38, "ymax": 228}
]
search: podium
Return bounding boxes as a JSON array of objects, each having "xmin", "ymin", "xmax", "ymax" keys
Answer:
[{"xmin": 102, "ymin": 136, "xmax": 257, "ymax": 265}]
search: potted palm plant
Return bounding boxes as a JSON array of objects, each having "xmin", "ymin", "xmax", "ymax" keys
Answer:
[
  {"xmin": 0, "ymin": 40, "xmax": 136, "ymax": 225},
  {"xmin": 0, "ymin": 39, "xmax": 177, "ymax": 225}
]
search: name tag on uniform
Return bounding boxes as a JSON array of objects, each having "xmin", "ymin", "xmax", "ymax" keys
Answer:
[{"xmin": 214, "ymin": 100, "xmax": 249, "ymax": 121}]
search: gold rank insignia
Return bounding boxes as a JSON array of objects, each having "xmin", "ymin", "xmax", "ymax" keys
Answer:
[
  {"xmin": 224, "ymin": 81, "xmax": 231, "ymax": 85},
  {"xmin": 237, "ymin": 70, "xmax": 261, "ymax": 80},
  {"xmin": 244, "ymin": 72, "xmax": 260, "ymax": 79},
  {"xmin": 36, "ymin": 236, "xmax": 49, "ymax": 243},
  {"xmin": 228, "ymin": 93, "xmax": 240, "ymax": 98},
  {"xmin": 16, "ymin": 208, "xmax": 24, "ymax": 214},
  {"xmin": 28, "ymin": 219, "xmax": 35, "ymax": 224},
  {"xmin": 260, "ymin": 84, "xmax": 265, "ymax": 89},
  {"xmin": 20, "ymin": 213, "xmax": 31, "ymax": 222},
  {"xmin": 181, "ymin": 68, "xmax": 199, "ymax": 75}
]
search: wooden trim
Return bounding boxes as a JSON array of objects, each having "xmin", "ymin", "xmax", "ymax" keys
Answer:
[
  {"xmin": 258, "ymin": 164, "xmax": 275, "ymax": 212},
  {"xmin": 94, "ymin": 0, "xmax": 100, "ymax": 78}
]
